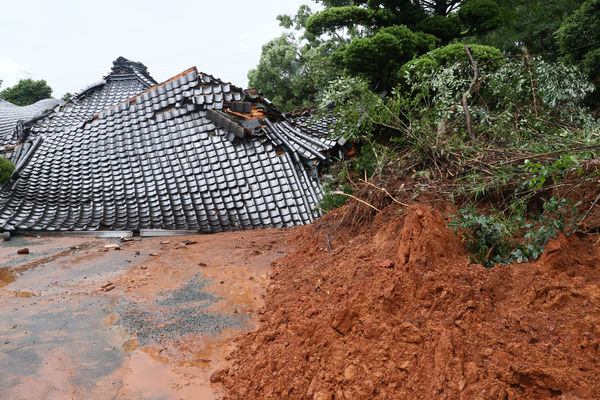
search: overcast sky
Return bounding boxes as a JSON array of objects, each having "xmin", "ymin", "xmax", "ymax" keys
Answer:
[{"xmin": 0, "ymin": 0, "xmax": 320, "ymax": 98}]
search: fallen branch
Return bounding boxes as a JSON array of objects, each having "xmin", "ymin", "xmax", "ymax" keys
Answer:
[
  {"xmin": 359, "ymin": 179, "xmax": 409, "ymax": 207},
  {"xmin": 493, "ymin": 145, "xmax": 600, "ymax": 167},
  {"xmin": 333, "ymin": 191, "xmax": 381, "ymax": 212},
  {"xmin": 578, "ymin": 191, "xmax": 600, "ymax": 228}
]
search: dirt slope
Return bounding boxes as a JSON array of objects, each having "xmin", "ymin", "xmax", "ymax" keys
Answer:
[{"xmin": 219, "ymin": 203, "xmax": 600, "ymax": 399}]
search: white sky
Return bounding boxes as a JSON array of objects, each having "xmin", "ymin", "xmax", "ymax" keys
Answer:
[{"xmin": 0, "ymin": 0, "xmax": 320, "ymax": 98}]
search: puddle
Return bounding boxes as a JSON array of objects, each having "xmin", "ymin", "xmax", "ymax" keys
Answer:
[{"xmin": 0, "ymin": 229, "xmax": 290, "ymax": 399}]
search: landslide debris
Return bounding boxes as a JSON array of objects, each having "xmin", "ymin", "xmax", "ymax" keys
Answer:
[{"xmin": 220, "ymin": 203, "xmax": 600, "ymax": 399}]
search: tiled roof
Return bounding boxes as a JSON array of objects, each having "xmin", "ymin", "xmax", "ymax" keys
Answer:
[
  {"xmin": 0, "ymin": 98, "xmax": 64, "ymax": 147},
  {"xmin": 22, "ymin": 57, "xmax": 157, "ymax": 143},
  {"xmin": 0, "ymin": 66, "xmax": 341, "ymax": 233}
]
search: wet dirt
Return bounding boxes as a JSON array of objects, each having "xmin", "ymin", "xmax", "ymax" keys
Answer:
[
  {"xmin": 0, "ymin": 229, "xmax": 288, "ymax": 400},
  {"xmin": 220, "ymin": 203, "xmax": 600, "ymax": 399}
]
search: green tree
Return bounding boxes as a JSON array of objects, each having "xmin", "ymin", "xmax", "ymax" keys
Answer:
[
  {"xmin": 334, "ymin": 25, "xmax": 439, "ymax": 88},
  {"xmin": 473, "ymin": 0, "xmax": 585, "ymax": 56},
  {"xmin": 306, "ymin": 0, "xmax": 501, "ymax": 38},
  {"xmin": 61, "ymin": 92, "xmax": 72, "ymax": 102},
  {"xmin": 248, "ymin": 33, "xmax": 339, "ymax": 111},
  {"xmin": 0, "ymin": 79, "xmax": 53, "ymax": 106},
  {"xmin": 556, "ymin": 0, "xmax": 600, "ymax": 84},
  {"xmin": 304, "ymin": 1, "xmax": 500, "ymax": 89}
]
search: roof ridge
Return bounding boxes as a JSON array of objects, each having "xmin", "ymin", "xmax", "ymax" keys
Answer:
[
  {"xmin": 90, "ymin": 66, "xmax": 199, "ymax": 121},
  {"xmin": 104, "ymin": 56, "xmax": 157, "ymax": 87}
]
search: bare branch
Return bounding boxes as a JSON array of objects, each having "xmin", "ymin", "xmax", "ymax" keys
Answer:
[
  {"xmin": 461, "ymin": 44, "xmax": 479, "ymax": 141},
  {"xmin": 333, "ymin": 191, "xmax": 381, "ymax": 212}
]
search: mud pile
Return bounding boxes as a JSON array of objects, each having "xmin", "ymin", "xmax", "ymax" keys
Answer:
[{"xmin": 219, "ymin": 203, "xmax": 600, "ymax": 399}]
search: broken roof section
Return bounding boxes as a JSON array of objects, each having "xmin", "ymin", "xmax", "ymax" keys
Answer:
[
  {"xmin": 0, "ymin": 98, "xmax": 64, "ymax": 147},
  {"xmin": 0, "ymin": 63, "xmax": 342, "ymax": 233}
]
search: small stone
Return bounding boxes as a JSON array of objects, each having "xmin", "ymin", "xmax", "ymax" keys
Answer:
[
  {"xmin": 140, "ymin": 266, "xmax": 148, "ymax": 270},
  {"xmin": 17, "ymin": 248, "xmax": 29, "ymax": 255},
  {"xmin": 161, "ymin": 241, "xmax": 170, "ymax": 245},
  {"xmin": 198, "ymin": 262, "xmax": 208, "ymax": 267},
  {"xmin": 313, "ymin": 391, "xmax": 333, "ymax": 400},
  {"xmin": 149, "ymin": 253, "xmax": 158, "ymax": 256},
  {"xmin": 344, "ymin": 365, "xmax": 359, "ymax": 380},
  {"xmin": 135, "ymin": 251, "xmax": 141, "ymax": 256},
  {"xmin": 398, "ymin": 361, "xmax": 411, "ymax": 371},
  {"xmin": 482, "ymin": 348, "xmax": 494, "ymax": 357}
]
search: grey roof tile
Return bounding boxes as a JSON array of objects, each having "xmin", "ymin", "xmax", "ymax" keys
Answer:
[{"xmin": 0, "ymin": 64, "xmax": 341, "ymax": 233}]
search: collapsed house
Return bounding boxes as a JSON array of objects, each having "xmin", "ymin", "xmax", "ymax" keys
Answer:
[{"xmin": 0, "ymin": 58, "xmax": 342, "ymax": 234}]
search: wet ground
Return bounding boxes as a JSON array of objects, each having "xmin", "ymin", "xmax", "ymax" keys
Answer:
[{"xmin": 0, "ymin": 230, "xmax": 288, "ymax": 400}]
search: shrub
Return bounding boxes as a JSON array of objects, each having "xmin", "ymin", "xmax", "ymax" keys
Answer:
[
  {"xmin": 487, "ymin": 57, "xmax": 594, "ymax": 113},
  {"xmin": 398, "ymin": 43, "xmax": 504, "ymax": 85},
  {"xmin": 0, "ymin": 158, "xmax": 15, "ymax": 183},
  {"xmin": 450, "ymin": 197, "xmax": 579, "ymax": 267}
]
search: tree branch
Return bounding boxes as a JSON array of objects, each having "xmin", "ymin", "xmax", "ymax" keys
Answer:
[{"xmin": 461, "ymin": 44, "xmax": 479, "ymax": 141}]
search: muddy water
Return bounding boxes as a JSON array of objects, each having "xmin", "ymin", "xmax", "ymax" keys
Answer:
[{"xmin": 0, "ymin": 230, "xmax": 288, "ymax": 399}]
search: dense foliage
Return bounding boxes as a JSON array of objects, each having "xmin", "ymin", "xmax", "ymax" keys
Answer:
[
  {"xmin": 399, "ymin": 43, "xmax": 503, "ymax": 85},
  {"xmin": 0, "ymin": 158, "xmax": 15, "ymax": 184},
  {"xmin": 556, "ymin": 0, "xmax": 600, "ymax": 103},
  {"xmin": 249, "ymin": 0, "xmax": 587, "ymax": 111},
  {"xmin": 335, "ymin": 26, "xmax": 438, "ymax": 87},
  {"xmin": 247, "ymin": 34, "xmax": 339, "ymax": 111},
  {"xmin": 474, "ymin": 0, "xmax": 585, "ymax": 56},
  {"xmin": 249, "ymin": 0, "xmax": 600, "ymax": 267},
  {"xmin": 0, "ymin": 79, "xmax": 53, "ymax": 106},
  {"xmin": 319, "ymin": 42, "xmax": 599, "ymax": 266}
]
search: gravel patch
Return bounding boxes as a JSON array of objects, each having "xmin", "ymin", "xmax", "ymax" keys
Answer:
[{"xmin": 115, "ymin": 274, "xmax": 248, "ymax": 345}]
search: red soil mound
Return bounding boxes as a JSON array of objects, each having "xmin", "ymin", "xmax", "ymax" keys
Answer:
[{"xmin": 219, "ymin": 203, "xmax": 600, "ymax": 399}]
